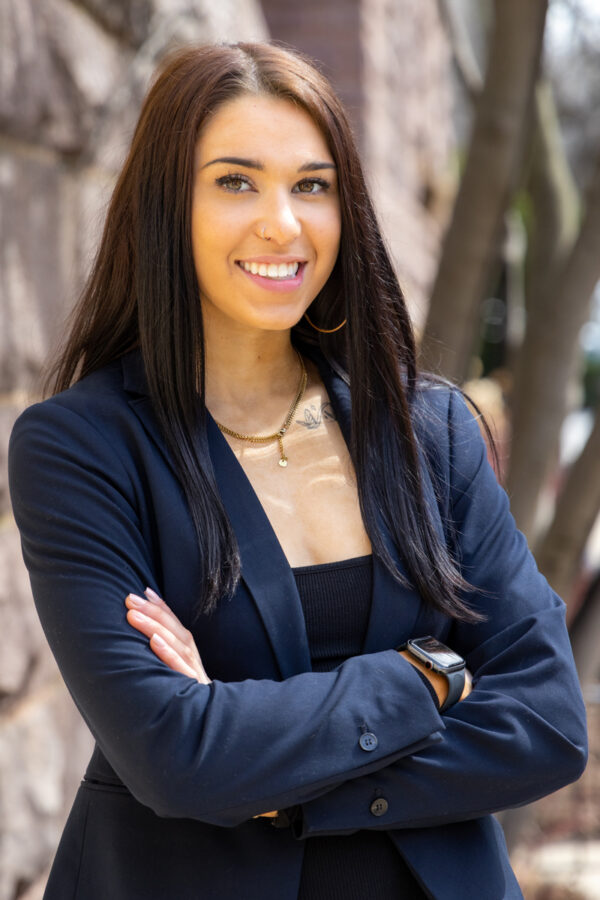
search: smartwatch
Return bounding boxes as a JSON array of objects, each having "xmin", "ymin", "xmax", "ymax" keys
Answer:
[{"xmin": 399, "ymin": 636, "xmax": 466, "ymax": 712}]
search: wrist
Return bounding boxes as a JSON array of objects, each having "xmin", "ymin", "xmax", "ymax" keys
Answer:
[
  {"xmin": 398, "ymin": 649, "xmax": 449, "ymax": 707},
  {"xmin": 397, "ymin": 637, "xmax": 467, "ymax": 712}
]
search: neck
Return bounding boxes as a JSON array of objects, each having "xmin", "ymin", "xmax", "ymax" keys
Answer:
[{"xmin": 203, "ymin": 324, "xmax": 303, "ymax": 431}]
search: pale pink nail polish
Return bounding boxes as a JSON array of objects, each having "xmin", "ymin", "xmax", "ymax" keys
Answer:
[
  {"xmin": 144, "ymin": 587, "xmax": 162, "ymax": 604},
  {"xmin": 129, "ymin": 610, "xmax": 147, "ymax": 623},
  {"xmin": 127, "ymin": 594, "xmax": 146, "ymax": 608},
  {"xmin": 151, "ymin": 633, "xmax": 167, "ymax": 648}
]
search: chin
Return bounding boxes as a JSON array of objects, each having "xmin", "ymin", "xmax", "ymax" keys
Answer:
[
  {"xmin": 253, "ymin": 318, "xmax": 303, "ymax": 334},
  {"xmin": 247, "ymin": 306, "xmax": 308, "ymax": 333}
]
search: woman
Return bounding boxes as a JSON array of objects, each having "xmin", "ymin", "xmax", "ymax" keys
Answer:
[{"xmin": 8, "ymin": 42, "xmax": 587, "ymax": 899}]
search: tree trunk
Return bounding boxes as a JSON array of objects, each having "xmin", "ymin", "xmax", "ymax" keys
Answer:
[
  {"xmin": 506, "ymin": 151, "xmax": 600, "ymax": 540},
  {"xmin": 502, "ymin": 80, "xmax": 579, "ymax": 537},
  {"xmin": 570, "ymin": 573, "xmax": 600, "ymax": 686},
  {"xmin": 419, "ymin": 0, "xmax": 548, "ymax": 383},
  {"xmin": 535, "ymin": 411, "xmax": 600, "ymax": 604}
]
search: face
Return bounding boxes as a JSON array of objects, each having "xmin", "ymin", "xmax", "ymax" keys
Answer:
[{"xmin": 191, "ymin": 94, "xmax": 341, "ymax": 336}]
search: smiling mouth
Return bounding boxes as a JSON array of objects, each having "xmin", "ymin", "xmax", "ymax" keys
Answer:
[{"xmin": 237, "ymin": 260, "xmax": 303, "ymax": 280}]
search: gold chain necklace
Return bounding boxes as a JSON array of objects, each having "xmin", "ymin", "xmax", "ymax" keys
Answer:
[{"xmin": 214, "ymin": 353, "xmax": 307, "ymax": 468}]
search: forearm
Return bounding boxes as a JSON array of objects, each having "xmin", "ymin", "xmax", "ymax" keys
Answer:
[
  {"xmin": 69, "ymin": 640, "xmax": 444, "ymax": 826},
  {"xmin": 293, "ymin": 605, "xmax": 587, "ymax": 837}
]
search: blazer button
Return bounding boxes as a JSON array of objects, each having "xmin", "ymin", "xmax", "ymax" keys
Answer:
[
  {"xmin": 359, "ymin": 732, "xmax": 378, "ymax": 751},
  {"xmin": 370, "ymin": 797, "xmax": 389, "ymax": 817}
]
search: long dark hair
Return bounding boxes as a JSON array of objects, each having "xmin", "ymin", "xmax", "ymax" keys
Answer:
[{"xmin": 48, "ymin": 42, "xmax": 479, "ymax": 620}]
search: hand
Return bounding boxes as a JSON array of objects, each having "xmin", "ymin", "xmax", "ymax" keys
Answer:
[
  {"xmin": 398, "ymin": 650, "xmax": 473, "ymax": 708},
  {"xmin": 125, "ymin": 588, "xmax": 211, "ymax": 684}
]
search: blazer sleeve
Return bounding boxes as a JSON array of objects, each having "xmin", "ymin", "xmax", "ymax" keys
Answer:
[
  {"xmin": 8, "ymin": 397, "xmax": 444, "ymax": 828},
  {"xmin": 293, "ymin": 389, "xmax": 588, "ymax": 837}
]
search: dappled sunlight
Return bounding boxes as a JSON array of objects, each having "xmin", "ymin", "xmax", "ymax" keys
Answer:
[{"xmin": 223, "ymin": 417, "xmax": 370, "ymax": 567}]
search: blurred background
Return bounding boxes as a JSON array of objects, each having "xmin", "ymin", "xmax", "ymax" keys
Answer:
[{"xmin": 1, "ymin": 0, "xmax": 599, "ymax": 897}]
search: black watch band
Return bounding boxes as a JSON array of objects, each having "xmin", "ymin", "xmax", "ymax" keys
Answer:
[{"xmin": 439, "ymin": 669, "xmax": 465, "ymax": 712}]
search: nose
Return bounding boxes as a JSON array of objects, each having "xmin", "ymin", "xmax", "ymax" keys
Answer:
[{"xmin": 257, "ymin": 190, "xmax": 301, "ymax": 244}]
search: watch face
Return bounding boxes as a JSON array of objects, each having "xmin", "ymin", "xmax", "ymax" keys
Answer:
[{"xmin": 410, "ymin": 636, "xmax": 464, "ymax": 670}]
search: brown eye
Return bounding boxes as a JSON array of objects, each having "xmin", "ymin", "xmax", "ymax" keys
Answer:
[
  {"xmin": 215, "ymin": 174, "xmax": 252, "ymax": 193},
  {"xmin": 294, "ymin": 178, "xmax": 330, "ymax": 194}
]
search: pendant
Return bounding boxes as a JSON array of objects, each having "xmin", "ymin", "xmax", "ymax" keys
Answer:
[{"xmin": 279, "ymin": 457, "xmax": 288, "ymax": 468}]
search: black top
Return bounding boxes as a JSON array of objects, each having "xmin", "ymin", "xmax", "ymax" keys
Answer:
[{"xmin": 293, "ymin": 556, "xmax": 427, "ymax": 900}]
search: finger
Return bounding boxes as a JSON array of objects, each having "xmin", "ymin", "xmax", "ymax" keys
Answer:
[
  {"xmin": 149, "ymin": 633, "xmax": 200, "ymax": 681},
  {"xmin": 126, "ymin": 608, "xmax": 184, "ymax": 650},
  {"xmin": 125, "ymin": 593, "xmax": 190, "ymax": 644},
  {"xmin": 126, "ymin": 608, "xmax": 181, "ymax": 650},
  {"xmin": 144, "ymin": 587, "xmax": 165, "ymax": 605},
  {"xmin": 150, "ymin": 633, "xmax": 211, "ymax": 684},
  {"xmin": 126, "ymin": 606, "xmax": 192, "ymax": 675},
  {"xmin": 126, "ymin": 609, "xmax": 199, "ymax": 680},
  {"xmin": 126, "ymin": 609, "xmax": 207, "ymax": 676}
]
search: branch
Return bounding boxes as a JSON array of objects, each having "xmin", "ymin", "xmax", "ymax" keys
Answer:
[{"xmin": 437, "ymin": 0, "xmax": 484, "ymax": 99}]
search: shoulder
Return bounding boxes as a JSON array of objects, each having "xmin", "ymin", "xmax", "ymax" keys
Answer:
[
  {"xmin": 9, "ymin": 358, "xmax": 137, "ymax": 493},
  {"xmin": 11, "ymin": 358, "xmax": 131, "ymax": 440},
  {"xmin": 410, "ymin": 380, "xmax": 492, "ymax": 512},
  {"xmin": 411, "ymin": 380, "xmax": 485, "ymax": 457}
]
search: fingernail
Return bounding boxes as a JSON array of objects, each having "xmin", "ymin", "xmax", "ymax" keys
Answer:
[
  {"xmin": 144, "ymin": 587, "xmax": 162, "ymax": 604},
  {"xmin": 127, "ymin": 594, "xmax": 146, "ymax": 608},
  {"xmin": 129, "ymin": 610, "xmax": 147, "ymax": 623},
  {"xmin": 151, "ymin": 633, "xmax": 167, "ymax": 648}
]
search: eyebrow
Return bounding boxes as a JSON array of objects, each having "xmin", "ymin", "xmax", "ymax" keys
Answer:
[{"xmin": 201, "ymin": 156, "xmax": 336, "ymax": 172}]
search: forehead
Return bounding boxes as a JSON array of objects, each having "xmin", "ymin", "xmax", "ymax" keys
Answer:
[{"xmin": 196, "ymin": 94, "xmax": 333, "ymax": 166}]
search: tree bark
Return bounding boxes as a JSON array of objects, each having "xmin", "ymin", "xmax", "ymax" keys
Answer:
[
  {"xmin": 506, "ymin": 151, "xmax": 600, "ymax": 539},
  {"xmin": 419, "ymin": 0, "xmax": 548, "ymax": 383}
]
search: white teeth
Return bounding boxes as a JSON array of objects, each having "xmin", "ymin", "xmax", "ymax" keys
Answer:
[{"xmin": 241, "ymin": 261, "xmax": 300, "ymax": 279}]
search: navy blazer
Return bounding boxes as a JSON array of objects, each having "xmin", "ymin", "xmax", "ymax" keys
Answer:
[{"xmin": 9, "ymin": 348, "xmax": 587, "ymax": 900}]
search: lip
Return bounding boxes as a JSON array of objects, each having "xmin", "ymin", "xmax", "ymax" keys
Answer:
[{"xmin": 236, "ymin": 260, "xmax": 306, "ymax": 292}]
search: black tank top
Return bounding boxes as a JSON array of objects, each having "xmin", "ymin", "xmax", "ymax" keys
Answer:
[{"xmin": 293, "ymin": 556, "xmax": 427, "ymax": 900}]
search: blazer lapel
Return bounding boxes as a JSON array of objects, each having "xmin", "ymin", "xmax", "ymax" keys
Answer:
[
  {"xmin": 206, "ymin": 415, "xmax": 312, "ymax": 678},
  {"xmin": 121, "ymin": 351, "xmax": 311, "ymax": 679},
  {"xmin": 122, "ymin": 351, "xmax": 178, "ymax": 478}
]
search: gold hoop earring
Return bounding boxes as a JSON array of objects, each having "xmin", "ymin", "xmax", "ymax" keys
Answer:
[{"xmin": 304, "ymin": 312, "xmax": 347, "ymax": 334}]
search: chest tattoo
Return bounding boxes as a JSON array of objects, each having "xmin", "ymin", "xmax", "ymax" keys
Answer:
[{"xmin": 296, "ymin": 402, "xmax": 337, "ymax": 430}]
